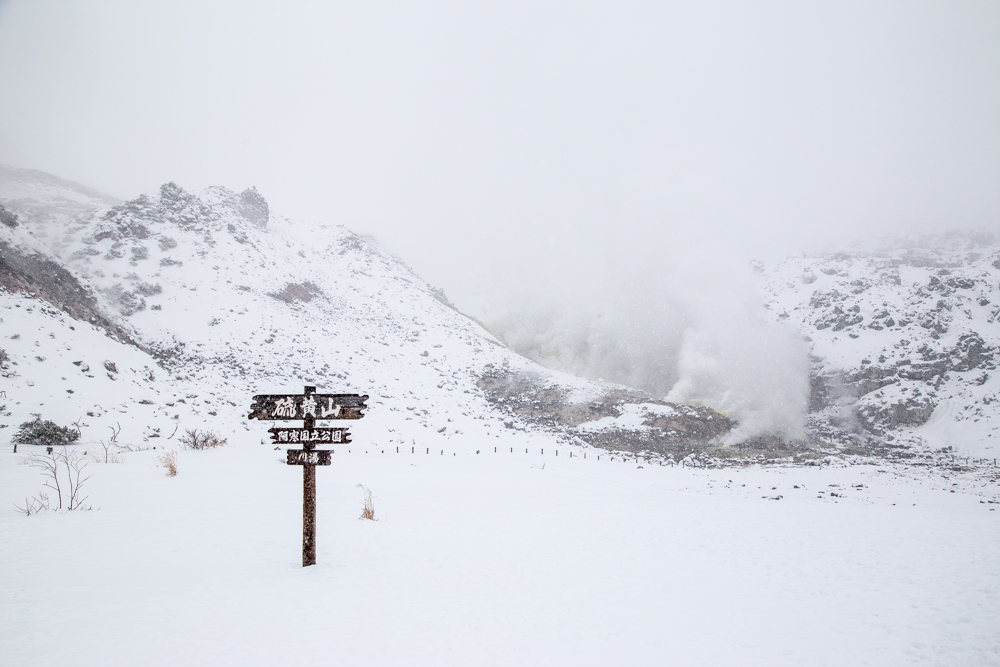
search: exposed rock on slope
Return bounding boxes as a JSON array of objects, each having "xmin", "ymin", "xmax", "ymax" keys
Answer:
[
  {"xmin": 478, "ymin": 366, "xmax": 733, "ymax": 458},
  {"xmin": 760, "ymin": 235, "xmax": 1000, "ymax": 458},
  {"xmin": 0, "ymin": 240, "xmax": 143, "ymax": 349}
]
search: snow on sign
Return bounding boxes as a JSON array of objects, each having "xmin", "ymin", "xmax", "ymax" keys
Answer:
[
  {"xmin": 247, "ymin": 393, "xmax": 368, "ymax": 420},
  {"xmin": 248, "ymin": 386, "xmax": 368, "ymax": 567}
]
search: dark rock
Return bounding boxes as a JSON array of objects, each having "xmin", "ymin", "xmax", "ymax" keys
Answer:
[
  {"xmin": 857, "ymin": 396, "xmax": 936, "ymax": 432},
  {"xmin": 847, "ymin": 365, "xmax": 898, "ymax": 396},
  {"xmin": 269, "ymin": 281, "xmax": 322, "ymax": 304},
  {"xmin": 238, "ymin": 187, "xmax": 269, "ymax": 229},
  {"xmin": 898, "ymin": 359, "xmax": 949, "ymax": 381},
  {"xmin": 0, "ymin": 203, "xmax": 18, "ymax": 228},
  {"xmin": 951, "ymin": 333, "xmax": 994, "ymax": 372}
]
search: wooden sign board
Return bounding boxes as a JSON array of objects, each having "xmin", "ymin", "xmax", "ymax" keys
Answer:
[
  {"xmin": 269, "ymin": 427, "xmax": 350, "ymax": 444},
  {"xmin": 248, "ymin": 393, "xmax": 368, "ymax": 421},
  {"xmin": 286, "ymin": 449, "xmax": 333, "ymax": 466}
]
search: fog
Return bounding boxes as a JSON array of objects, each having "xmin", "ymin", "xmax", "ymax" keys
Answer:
[{"xmin": 1, "ymin": 1, "xmax": 997, "ymax": 438}]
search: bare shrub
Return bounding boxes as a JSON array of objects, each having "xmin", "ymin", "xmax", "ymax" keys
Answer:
[
  {"xmin": 90, "ymin": 422, "xmax": 128, "ymax": 463},
  {"xmin": 157, "ymin": 451, "xmax": 178, "ymax": 477},
  {"xmin": 180, "ymin": 429, "xmax": 227, "ymax": 450},
  {"xmin": 14, "ymin": 493, "xmax": 49, "ymax": 516},
  {"xmin": 19, "ymin": 449, "xmax": 92, "ymax": 512},
  {"xmin": 356, "ymin": 484, "xmax": 376, "ymax": 521}
]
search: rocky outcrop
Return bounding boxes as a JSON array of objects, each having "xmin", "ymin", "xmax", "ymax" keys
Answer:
[
  {"xmin": 238, "ymin": 187, "xmax": 269, "ymax": 228},
  {"xmin": 478, "ymin": 366, "xmax": 733, "ymax": 456},
  {"xmin": 0, "ymin": 241, "xmax": 145, "ymax": 350},
  {"xmin": 856, "ymin": 393, "xmax": 937, "ymax": 433},
  {"xmin": 761, "ymin": 234, "xmax": 1000, "ymax": 450}
]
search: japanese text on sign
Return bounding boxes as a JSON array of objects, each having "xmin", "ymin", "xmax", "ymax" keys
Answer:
[
  {"xmin": 268, "ymin": 427, "xmax": 349, "ymax": 444},
  {"xmin": 248, "ymin": 394, "xmax": 368, "ymax": 421}
]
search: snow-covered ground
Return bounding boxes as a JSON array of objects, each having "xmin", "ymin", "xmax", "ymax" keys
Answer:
[{"xmin": 2, "ymin": 441, "xmax": 998, "ymax": 666}]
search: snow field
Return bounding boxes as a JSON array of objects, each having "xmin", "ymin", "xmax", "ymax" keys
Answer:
[{"xmin": 2, "ymin": 440, "xmax": 998, "ymax": 666}]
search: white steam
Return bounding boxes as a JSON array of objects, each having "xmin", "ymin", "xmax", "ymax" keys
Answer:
[{"xmin": 475, "ymin": 235, "xmax": 810, "ymax": 443}]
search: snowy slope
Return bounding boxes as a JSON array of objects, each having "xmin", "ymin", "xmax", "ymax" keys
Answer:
[
  {"xmin": 0, "ymin": 167, "xmax": 730, "ymax": 457},
  {"xmin": 758, "ymin": 234, "xmax": 1000, "ymax": 458}
]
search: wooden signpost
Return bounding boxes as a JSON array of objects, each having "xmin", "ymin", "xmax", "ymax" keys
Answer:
[{"xmin": 249, "ymin": 386, "xmax": 368, "ymax": 566}]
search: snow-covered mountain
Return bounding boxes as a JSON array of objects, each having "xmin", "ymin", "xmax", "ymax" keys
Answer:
[
  {"xmin": 0, "ymin": 166, "xmax": 731, "ymax": 459},
  {"xmin": 758, "ymin": 235, "xmax": 1000, "ymax": 459},
  {"xmin": 3, "ymin": 164, "xmax": 997, "ymax": 463}
]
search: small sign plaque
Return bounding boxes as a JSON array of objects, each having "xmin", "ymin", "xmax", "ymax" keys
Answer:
[
  {"xmin": 286, "ymin": 449, "xmax": 333, "ymax": 466},
  {"xmin": 269, "ymin": 427, "xmax": 350, "ymax": 444}
]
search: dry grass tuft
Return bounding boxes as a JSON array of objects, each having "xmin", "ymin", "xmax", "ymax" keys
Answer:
[
  {"xmin": 88, "ymin": 449, "xmax": 127, "ymax": 464},
  {"xmin": 356, "ymin": 484, "xmax": 376, "ymax": 521},
  {"xmin": 157, "ymin": 451, "xmax": 178, "ymax": 477}
]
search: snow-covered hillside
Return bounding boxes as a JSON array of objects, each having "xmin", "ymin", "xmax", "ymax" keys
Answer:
[
  {"xmin": 0, "ymin": 166, "xmax": 730, "ymax": 458},
  {"xmin": 3, "ymin": 164, "xmax": 998, "ymax": 463},
  {"xmin": 758, "ymin": 235, "xmax": 1000, "ymax": 458}
]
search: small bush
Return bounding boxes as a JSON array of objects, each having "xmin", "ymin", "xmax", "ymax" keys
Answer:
[
  {"xmin": 180, "ymin": 429, "xmax": 227, "ymax": 450},
  {"xmin": 157, "ymin": 451, "xmax": 178, "ymax": 476},
  {"xmin": 135, "ymin": 281, "xmax": 162, "ymax": 296},
  {"xmin": 11, "ymin": 416, "xmax": 80, "ymax": 447}
]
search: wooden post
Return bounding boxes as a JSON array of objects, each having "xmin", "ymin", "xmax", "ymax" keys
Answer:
[{"xmin": 302, "ymin": 386, "xmax": 317, "ymax": 567}]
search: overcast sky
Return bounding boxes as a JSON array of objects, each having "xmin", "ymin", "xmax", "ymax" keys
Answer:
[{"xmin": 1, "ymin": 0, "xmax": 997, "ymax": 307}]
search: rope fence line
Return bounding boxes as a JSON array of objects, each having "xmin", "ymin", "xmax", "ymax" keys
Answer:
[{"xmin": 274, "ymin": 444, "xmax": 1000, "ymax": 470}]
